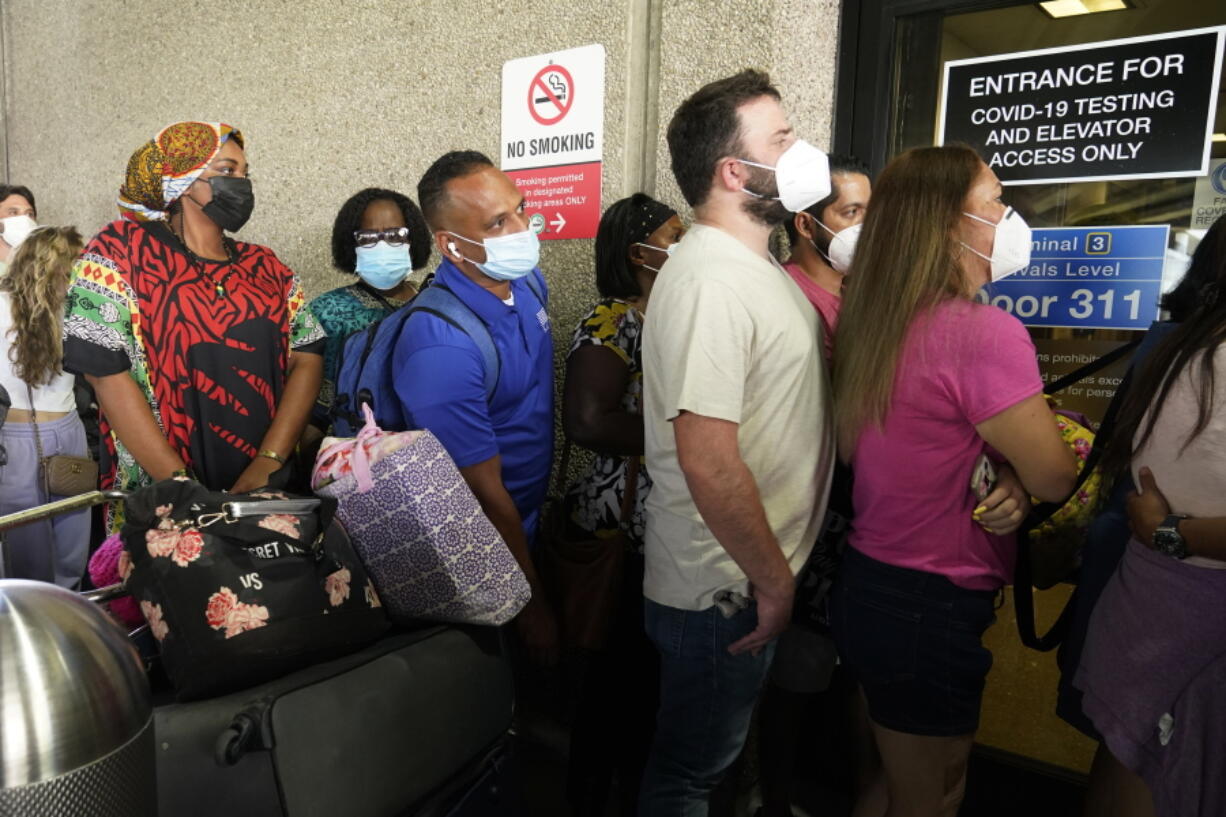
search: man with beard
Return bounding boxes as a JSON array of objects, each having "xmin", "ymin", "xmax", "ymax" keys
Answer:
[
  {"xmin": 638, "ymin": 69, "xmax": 836, "ymax": 815},
  {"xmin": 780, "ymin": 155, "xmax": 872, "ymax": 362}
]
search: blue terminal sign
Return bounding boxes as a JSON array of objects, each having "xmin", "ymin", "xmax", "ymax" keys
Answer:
[{"xmin": 977, "ymin": 225, "xmax": 1169, "ymax": 330}]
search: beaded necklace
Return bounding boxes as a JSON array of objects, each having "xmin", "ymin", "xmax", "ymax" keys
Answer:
[{"xmin": 168, "ymin": 217, "xmax": 237, "ymax": 297}]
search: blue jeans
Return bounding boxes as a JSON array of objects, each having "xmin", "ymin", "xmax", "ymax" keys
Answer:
[{"xmin": 638, "ymin": 598, "xmax": 776, "ymax": 817}]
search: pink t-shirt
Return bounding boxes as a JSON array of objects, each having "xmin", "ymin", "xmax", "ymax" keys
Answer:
[
  {"xmin": 783, "ymin": 262, "xmax": 840, "ymax": 361},
  {"xmin": 850, "ymin": 299, "xmax": 1042, "ymax": 590}
]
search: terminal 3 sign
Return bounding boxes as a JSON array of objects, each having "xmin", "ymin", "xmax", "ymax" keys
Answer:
[
  {"xmin": 941, "ymin": 27, "xmax": 1225, "ymax": 185},
  {"xmin": 977, "ymin": 225, "xmax": 1168, "ymax": 331}
]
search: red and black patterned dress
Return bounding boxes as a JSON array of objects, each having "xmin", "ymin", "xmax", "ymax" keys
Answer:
[{"xmin": 64, "ymin": 219, "xmax": 324, "ymax": 508}]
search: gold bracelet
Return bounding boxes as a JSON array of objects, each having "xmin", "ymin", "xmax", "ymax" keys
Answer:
[{"xmin": 258, "ymin": 449, "xmax": 285, "ymax": 465}]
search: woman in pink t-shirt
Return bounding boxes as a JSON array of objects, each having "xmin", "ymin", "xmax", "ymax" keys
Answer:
[{"xmin": 829, "ymin": 145, "xmax": 1077, "ymax": 817}]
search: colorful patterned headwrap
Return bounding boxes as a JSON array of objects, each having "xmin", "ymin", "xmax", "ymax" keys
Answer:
[
  {"xmin": 627, "ymin": 196, "xmax": 676, "ymax": 248},
  {"xmin": 117, "ymin": 121, "xmax": 244, "ymax": 222}
]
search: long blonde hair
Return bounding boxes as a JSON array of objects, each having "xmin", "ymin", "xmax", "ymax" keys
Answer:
[
  {"xmin": 833, "ymin": 145, "xmax": 982, "ymax": 457},
  {"xmin": 1, "ymin": 226, "xmax": 84, "ymax": 386}
]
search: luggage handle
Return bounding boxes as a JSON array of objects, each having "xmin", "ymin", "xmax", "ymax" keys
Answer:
[
  {"xmin": 81, "ymin": 583, "xmax": 143, "ymax": 637},
  {"xmin": 211, "ymin": 498, "xmax": 322, "ymax": 523},
  {"xmin": 82, "ymin": 582, "xmax": 128, "ymax": 604},
  {"xmin": 0, "ymin": 490, "xmax": 127, "ymax": 533}
]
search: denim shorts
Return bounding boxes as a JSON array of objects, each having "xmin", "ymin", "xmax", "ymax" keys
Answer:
[{"xmin": 830, "ymin": 546, "xmax": 998, "ymax": 737}]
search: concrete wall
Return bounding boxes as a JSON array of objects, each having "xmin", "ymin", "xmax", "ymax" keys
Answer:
[
  {"xmin": 652, "ymin": 0, "xmax": 841, "ymax": 210},
  {"xmin": 0, "ymin": 0, "xmax": 838, "ymax": 473},
  {"xmin": 1, "ymin": 0, "xmax": 838, "ymax": 300}
]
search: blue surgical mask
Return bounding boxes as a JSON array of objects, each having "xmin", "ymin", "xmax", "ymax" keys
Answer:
[
  {"xmin": 448, "ymin": 229, "xmax": 540, "ymax": 281},
  {"xmin": 355, "ymin": 241, "xmax": 411, "ymax": 291}
]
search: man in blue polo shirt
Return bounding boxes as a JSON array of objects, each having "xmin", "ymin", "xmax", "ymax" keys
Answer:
[{"xmin": 395, "ymin": 150, "xmax": 557, "ymax": 662}]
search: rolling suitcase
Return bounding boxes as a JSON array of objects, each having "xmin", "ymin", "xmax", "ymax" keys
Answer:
[
  {"xmin": 2, "ymin": 492, "xmax": 521, "ymax": 817},
  {"xmin": 154, "ymin": 624, "xmax": 517, "ymax": 817}
]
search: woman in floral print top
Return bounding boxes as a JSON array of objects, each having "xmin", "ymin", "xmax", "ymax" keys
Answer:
[
  {"xmin": 560, "ymin": 193, "xmax": 685, "ymax": 816},
  {"xmin": 562, "ymin": 194, "xmax": 685, "ymax": 550}
]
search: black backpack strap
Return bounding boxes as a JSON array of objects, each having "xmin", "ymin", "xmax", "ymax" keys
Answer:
[{"xmin": 1014, "ymin": 339, "xmax": 1141, "ymax": 651}]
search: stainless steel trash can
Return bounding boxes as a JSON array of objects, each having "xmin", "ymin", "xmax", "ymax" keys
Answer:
[{"xmin": 0, "ymin": 580, "xmax": 154, "ymax": 816}]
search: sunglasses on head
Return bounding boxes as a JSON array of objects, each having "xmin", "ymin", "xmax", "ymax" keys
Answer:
[{"xmin": 354, "ymin": 227, "xmax": 411, "ymax": 248}]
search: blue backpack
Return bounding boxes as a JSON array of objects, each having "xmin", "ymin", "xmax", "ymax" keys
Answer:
[{"xmin": 329, "ymin": 275, "xmax": 545, "ymax": 437}]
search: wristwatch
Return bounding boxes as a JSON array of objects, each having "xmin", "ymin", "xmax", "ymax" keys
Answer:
[{"xmin": 1152, "ymin": 514, "xmax": 1190, "ymax": 559}]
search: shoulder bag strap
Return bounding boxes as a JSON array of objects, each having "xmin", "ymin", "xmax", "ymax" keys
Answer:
[
  {"xmin": 1042, "ymin": 338, "xmax": 1141, "ymax": 397},
  {"xmin": 24, "ymin": 383, "xmax": 45, "ymax": 465},
  {"xmin": 618, "ymin": 456, "xmax": 641, "ymax": 527},
  {"xmin": 356, "ymin": 281, "xmax": 401, "ymax": 314},
  {"xmin": 550, "ymin": 439, "xmax": 574, "ymax": 500},
  {"xmin": 1014, "ymin": 344, "xmax": 1141, "ymax": 651}
]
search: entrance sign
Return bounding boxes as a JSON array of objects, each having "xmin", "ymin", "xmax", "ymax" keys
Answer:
[
  {"xmin": 978, "ymin": 225, "xmax": 1169, "ymax": 330},
  {"xmin": 502, "ymin": 44, "xmax": 605, "ymax": 240},
  {"xmin": 940, "ymin": 27, "xmax": 1225, "ymax": 186}
]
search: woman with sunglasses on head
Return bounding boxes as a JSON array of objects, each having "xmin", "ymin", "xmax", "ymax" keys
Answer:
[
  {"xmin": 308, "ymin": 188, "xmax": 432, "ymax": 432},
  {"xmin": 830, "ymin": 145, "xmax": 1077, "ymax": 817},
  {"xmin": 63, "ymin": 122, "xmax": 325, "ymax": 523},
  {"xmin": 560, "ymin": 193, "xmax": 684, "ymax": 817}
]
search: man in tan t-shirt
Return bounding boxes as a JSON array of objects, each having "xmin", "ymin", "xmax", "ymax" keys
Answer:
[{"xmin": 638, "ymin": 69, "xmax": 836, "ymax": 816}]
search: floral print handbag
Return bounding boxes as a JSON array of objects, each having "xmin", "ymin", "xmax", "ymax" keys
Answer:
[
  {"xmin": 120, "ymin": 478, "xmax": 389, "ymax": 701},
  {"xmin": 1025, "ymin": 407, "xmax": 1103, "ymax": 590}
]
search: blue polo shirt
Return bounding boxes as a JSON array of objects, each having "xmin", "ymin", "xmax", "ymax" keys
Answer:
[{"xmin": 392, "ymin": 258, "xmax": 554, "ymax": 536}]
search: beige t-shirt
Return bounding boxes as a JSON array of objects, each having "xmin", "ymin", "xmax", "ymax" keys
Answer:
[
  {"xmin": 642, "ymin": 223, "xmax": 834, "ymax": 610},
  {"xmin": 1132, "ymin": 344, "xmax": 1226, "ymax": 568}
]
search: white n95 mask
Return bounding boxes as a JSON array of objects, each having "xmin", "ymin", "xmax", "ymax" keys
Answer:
[
  {"xmin": 824, "ymin": 222, "xmax": 861, "ymax": 274},
  {"xmin": 961, "ymin": 208, "xmax": 1032, "ymax": 282},
  {"xmin": 1, "ymin": 215, "xmax": 37, "ymax": 250},
  {"xmin": 740, "ymin": 140, "xmax": 832, "ymax": 213}
]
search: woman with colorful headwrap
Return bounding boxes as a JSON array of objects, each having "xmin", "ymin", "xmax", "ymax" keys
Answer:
[
  {"xmin": 63, "ymin": 121, "xmax": 324, "ymax": 524},
  {"xmin": 559, "ymin": 192, "xmax": 684, "ymax": 816}
]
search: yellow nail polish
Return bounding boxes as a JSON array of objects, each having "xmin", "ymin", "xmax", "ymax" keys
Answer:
[{"xmin": 973, "ymin": 506, "xmax": 986, "ymax": 516}]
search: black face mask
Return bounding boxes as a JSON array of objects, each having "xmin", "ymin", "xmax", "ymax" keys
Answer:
[{"xmin": 201, "ymin": 176, "xmax": 254, "ymax": 232}]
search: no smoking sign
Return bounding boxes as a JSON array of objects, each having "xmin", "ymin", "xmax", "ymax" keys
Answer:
[
  {"xmin": 502, "ymin": 44, "xmax": 605, "ymax": 240},
  {"xmin": 529, "ymin": 64, "xmax": 574, "ymax": 125}
]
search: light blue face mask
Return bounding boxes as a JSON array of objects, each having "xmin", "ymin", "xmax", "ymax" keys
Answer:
[
  {"xmin": 355, "ymin": 241, "xmax": 412, "ymax": 291},
  {"xmin": 448, "ymin": 229, "xmax": 540, "ymax": 281}
]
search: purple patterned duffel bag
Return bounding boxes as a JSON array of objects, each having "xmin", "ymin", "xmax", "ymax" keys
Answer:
[{"xmin": 312, "ymin": 405, "xmax": 531, "ymax": 626}]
